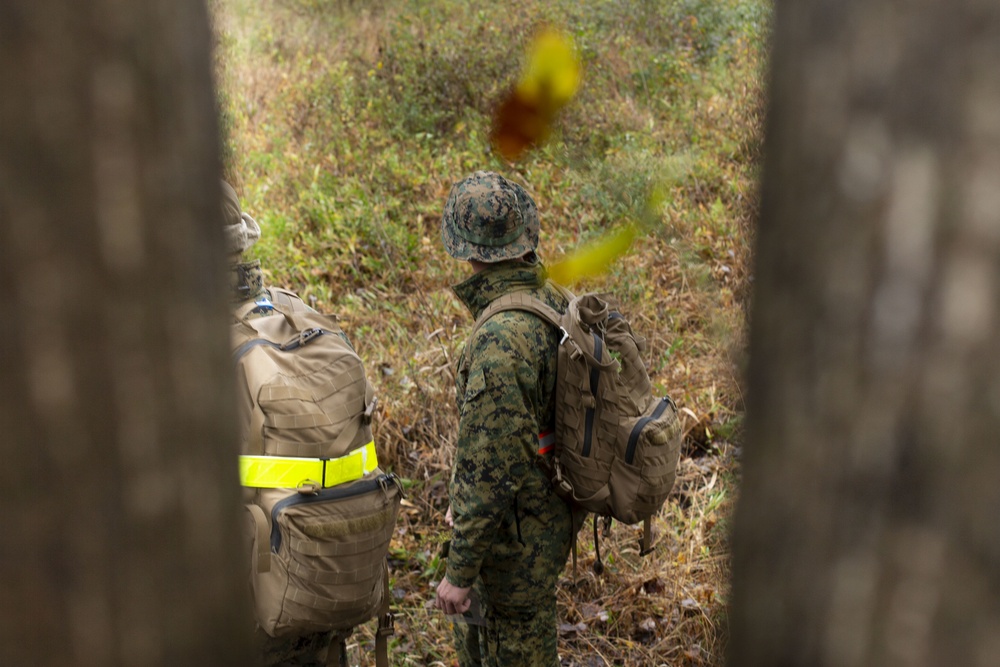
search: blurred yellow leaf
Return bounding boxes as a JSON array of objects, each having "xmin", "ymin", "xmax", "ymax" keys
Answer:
[
  {"xmin": 516, "ymin": 28, "xmax": 581, "ymax": 107},
  {"xmin": 547, "ymin": 183, "xmax": 668, "ymax": 284},
  {"xmin": 548, "ymin": 223, "xmax": 638, "ymax": 286},
  {"xmin": 491, "ymin": 27, "xmax": 581, "ymax": 161}
]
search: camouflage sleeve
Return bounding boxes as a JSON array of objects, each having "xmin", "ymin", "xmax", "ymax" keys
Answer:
[{"xmin": 446, "ymin": 313, "xmax": 544, "ymax": 588}]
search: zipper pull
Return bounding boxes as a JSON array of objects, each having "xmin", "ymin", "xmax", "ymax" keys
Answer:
[
  {"xmin": 280, "ymin": 327, "xmax": 325, "ymax": 351},
  {"xmin": 300, "ymin": 327, "xmax": 325, "ymax": 344}
]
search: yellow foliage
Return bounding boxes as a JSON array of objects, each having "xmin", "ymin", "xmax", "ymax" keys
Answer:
[
  {"xmin": 516, "ymin": 28, "xmax": 582, "ymax": 109},
  {"xmin": 548, "ymin": 183, "xmax": 667, "ymax": 285},
  {"xmin": 548, "ymin": 223, "xmax": 638, "ymax": 286}
]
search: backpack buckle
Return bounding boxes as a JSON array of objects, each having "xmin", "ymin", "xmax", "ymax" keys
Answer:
[
  {"xmin": 377, "ymin": 612, "xmax": 395, "ymax": 637},
  {"xmin": 558, "ymin": 327, "xmax": 570, "ymax": 345},
  {"xmin": 296, "ymin": 480, "xmax": 321, "ymax": 495},
  {"xmin": 363, "ymin": 395, "xmax": 379, "ymax": 425},
  {"xmin": 553, "ymin": 467, "xmax": 574, "ymax": 498},
  {"xmin": 552, "ymin": 461, "xmax": 573, "ymax": 500}
]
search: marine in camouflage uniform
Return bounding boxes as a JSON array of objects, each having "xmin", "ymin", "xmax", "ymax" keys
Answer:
[
  {"xmin": 223, "ymin": 181, "xmax": 348, "ymax": 667},
  {"xmin": 436, "ymin": 171, "xmax": 578, "ymax": 667}
]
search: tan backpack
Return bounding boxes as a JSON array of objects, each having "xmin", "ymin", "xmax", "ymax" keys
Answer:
[
  {"xmin": 473, "ymin": 286, "xmax": 682, "ymax": 568},
  {"xmin": 234, "ymin": 289, "xmax": 400, "ymax": 666}
]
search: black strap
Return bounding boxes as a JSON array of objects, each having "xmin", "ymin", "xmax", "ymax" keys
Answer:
[
  {"xmin": 375, "ymin": 560, "xmax": 393, "ymax": 667},
  {"xmin": 640, "ymin": 518, "xmax": 654, "ymax": 557},
  {"xmin": 325, "ymin": 634, "xmax": 348, "ymax": 667},
  {"xmin": 592, "ymin": 514, "xmax": 604, "ymax": 575}
]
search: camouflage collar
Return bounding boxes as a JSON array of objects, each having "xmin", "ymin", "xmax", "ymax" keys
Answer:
[
  {"xmin": 230, "ymin": 259, "xmax": 266, "ymax": 304},
  {"xmin": 452, "ymin": 260, "xmax": 548, "ymax": 319}
]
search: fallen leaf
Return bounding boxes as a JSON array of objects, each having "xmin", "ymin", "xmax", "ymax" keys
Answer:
[
  {"xmin": 641, "ymin": 577, "xmax": 665, "ymax": 595},
  {"xmin": 558, "ymin": 622, "xmax": 587, "ymax": 636}
]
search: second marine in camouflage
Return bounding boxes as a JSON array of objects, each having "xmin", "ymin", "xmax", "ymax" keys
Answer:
[{"xmin": 435, "ymin": 171, "xmax": 577, "ymax": 666}]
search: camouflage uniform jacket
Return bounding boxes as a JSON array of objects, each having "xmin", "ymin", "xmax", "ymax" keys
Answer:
[{"xmin": 448, "ymin": 260, "xmax": 575, "ymax": 607}]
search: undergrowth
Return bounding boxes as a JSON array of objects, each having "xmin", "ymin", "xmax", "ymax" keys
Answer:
[{"xmin": 212, "ymin": 0, "xmax": 769, "ymax": 664}]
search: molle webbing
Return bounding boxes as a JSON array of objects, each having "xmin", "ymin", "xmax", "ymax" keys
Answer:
[{"xmin": 289, "ymin": 520, "xmax": 395, "ymax": 557}]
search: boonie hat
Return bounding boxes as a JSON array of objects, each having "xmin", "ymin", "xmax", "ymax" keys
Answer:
[
  {"xmin": 441, "ymin": 171, "xmax": 539, "ymax": 262},
  {"xmin": 222, "ymin": 180, "xmax": 261, "ymax": 255}
]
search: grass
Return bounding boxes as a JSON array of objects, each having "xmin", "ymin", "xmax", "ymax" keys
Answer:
[{"xmin": 212, "ymin": 0, "xmax": 769, "ymax": 663}]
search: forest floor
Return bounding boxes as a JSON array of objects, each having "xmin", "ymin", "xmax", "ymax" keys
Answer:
[{"xmin": 212, "ymin": 0, "xmax": 769, "ymax": 664}]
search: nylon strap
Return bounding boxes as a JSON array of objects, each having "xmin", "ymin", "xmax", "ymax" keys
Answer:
[
  {"xmin": 239, "ymin": 440, "xmax": 377, "ymax": 488},
  {"xmin": 234, "ymin": 297, "xmax": 268, "ymax": 322},
  {"xmin": 470, "ymin": 290, "xmax": 564, "ymax": 341},
  {"xmin": 269, "ymin": 287, "xmax": 308, "ymax": 313},
  {"xmin": 571, "ymin": 483, "xmax": 611, "ymax": 507},
  {"xmin": 641, "ymin": 518, "xmax": 654, "ymax": 557},
  {"xmin": 571, "ymin": 535, "xmax": 578, "ymax": 580},
  {"xmin": 375, "ymin": 560, "xmax": 393, "ymax": 667}
]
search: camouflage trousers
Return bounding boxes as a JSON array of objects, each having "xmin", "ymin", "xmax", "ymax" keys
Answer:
[{"xmin": 453, "ymin": 595, "xmax": 559, "ymax": 667}]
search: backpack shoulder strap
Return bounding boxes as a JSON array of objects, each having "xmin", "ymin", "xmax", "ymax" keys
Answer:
[
  {"xmin": 267, "ymin": 287, "xmax": 308, "ymax": 313},
  {"xmin": 232, "ymin": 287, "xmax": 305, "ymax": 323},
  {"xmin": 470, "ymin": 291, "xmax": 564, "ymax": 342},
  {"xmin": 233, "ymin": 298, "xmax": 266, "ymax": 322},
  {"xmin": 549, "ymin": 281, "xmax": 576, "ymax": 302}
]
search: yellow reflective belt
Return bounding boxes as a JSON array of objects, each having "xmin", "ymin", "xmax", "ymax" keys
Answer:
[{"xmin": 239, "ymin": 440, "xmax": 378, "ymax": 488}]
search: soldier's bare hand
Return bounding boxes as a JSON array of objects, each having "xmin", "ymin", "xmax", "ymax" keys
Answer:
[
  {"xmin": 445, "ymin": 505, "xmax": 454, "ymax": 527},
  {"xmin": 435, "ymin": 577, "xmax": 472, "ymax": 615}
]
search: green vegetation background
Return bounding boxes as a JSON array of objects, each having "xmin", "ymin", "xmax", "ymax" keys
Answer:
[{"xmin": 214, "ymin": 0, "xmax": 768, "ymax": 663}]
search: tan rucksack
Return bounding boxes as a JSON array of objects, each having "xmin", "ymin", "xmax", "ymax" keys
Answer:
[
  {"xmin": 473, "ymin": 286, "xmax": 682, "ymax": 567},
  {"xmin": 234, "ymin": 289, "xmax": 401, "ymax": 666}
]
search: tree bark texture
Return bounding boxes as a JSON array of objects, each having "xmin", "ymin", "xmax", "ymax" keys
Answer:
[
  {"xmin": 0, "ymin": 1, "xmax": 252, "ymax": 665},
  {"xmin": 730, "ymin": 1, "xmax": 1000, "ymax": 667}
]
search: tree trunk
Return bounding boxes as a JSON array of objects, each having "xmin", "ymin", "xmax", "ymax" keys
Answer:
[
  {"xmin": 0, "ymin": 1, "xmax": 252, "ymax": 665},
  {"xmin": 730, "ymin": 2, "xmax": 1000, "ymax": 666}
]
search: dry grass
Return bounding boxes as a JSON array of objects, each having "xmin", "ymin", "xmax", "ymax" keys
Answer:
[{"xmin": 212, "ymin": 0, "xmax": 769, "ymax": 663}]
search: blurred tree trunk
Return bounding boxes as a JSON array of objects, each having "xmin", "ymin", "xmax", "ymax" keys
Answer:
[
  {"xmin": 730, "ymin": 1, "xmax": 1000, "ymax": 667},
  {"xmin": 0, "ymin": 1, "xmax": 252, "ymax": 665}
]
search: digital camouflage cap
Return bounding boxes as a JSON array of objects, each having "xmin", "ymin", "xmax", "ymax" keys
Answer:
[{"xmin": 441, "ymin": 171, "xmax": 539, "ymax": 262}]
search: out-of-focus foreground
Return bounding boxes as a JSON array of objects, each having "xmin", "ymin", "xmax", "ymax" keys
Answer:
[{"xmin": 212, "ymin": 0, "xmax": 768, "ymax": 664}]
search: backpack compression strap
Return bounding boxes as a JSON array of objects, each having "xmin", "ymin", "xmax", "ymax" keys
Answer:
[{"xmin": 268, "ymin": 287, "xmax": 308, "ymax": 313}]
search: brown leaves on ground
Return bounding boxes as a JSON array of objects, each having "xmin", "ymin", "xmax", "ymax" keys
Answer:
[{"xmin": 551, "ymin": 446, "xmax": 736, "ymax": 666}]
